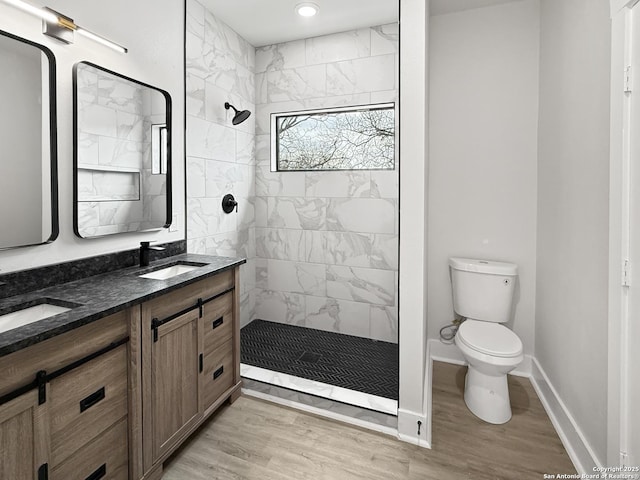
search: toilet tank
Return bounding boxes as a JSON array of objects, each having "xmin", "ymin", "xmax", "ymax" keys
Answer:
[{"xmin": 449, "ymin": 257, "xmax": 517, "ymax": 323}]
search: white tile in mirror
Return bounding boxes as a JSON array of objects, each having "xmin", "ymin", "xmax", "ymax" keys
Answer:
[{"xmin": 74, "ymin": 62, "xmax": 171, "ymax": 238}]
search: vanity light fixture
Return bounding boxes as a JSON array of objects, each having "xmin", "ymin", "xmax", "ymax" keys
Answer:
[
  {"xmin": 74, "ymin": 27, "xmax": 127, "ymax": 54},
  {"xmin": 295, "ymin": 2, "xmax": 319, "ymax": 17},
  {"xmin": 2, "ymin": 0, "xmax": 56, "ymax": 22},
  {"xmin": 0, "ymin": 0, "xmax": 127, "ymax": 53}
]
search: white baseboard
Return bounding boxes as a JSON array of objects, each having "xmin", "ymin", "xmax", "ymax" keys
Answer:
[
  {"xmin": 430, "ymin": 339, "xmax": 466, "ymax": 365},
  {"xmin": 397, "ymin": 407, "xmax": 430, "ymax": 448},
  {"xmin": 424, "ymin": 338, "xmax": 433, "ymax": 447},
  {"xmin": 426, "ymin": 338, "xmax": 601, "ymax": 475},
  {"xmin": 529, "ymin": 358, "xmax": 602, "ymax": 475}
]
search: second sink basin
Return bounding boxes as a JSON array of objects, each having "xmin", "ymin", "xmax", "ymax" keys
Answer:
[{"xmin": 139, "ymin": 262, "xmax": 207, "ymax": 280}]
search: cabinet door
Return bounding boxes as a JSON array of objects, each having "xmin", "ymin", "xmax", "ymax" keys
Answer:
[
  {"xmin": 0, "ymin": 389, "xmax": 49, "ymax": 480},
  {"xmin": 151, "ymin": 309, "xmax": 202, "ymax": 462},
  {"xmin": 202, "ymin": 292, "xmax": 234, "ymax": 413}
]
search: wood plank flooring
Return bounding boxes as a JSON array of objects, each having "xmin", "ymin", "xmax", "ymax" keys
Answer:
[{"xmin": 163, "ymin": 361, "xmax": 576, "ymax": 479}]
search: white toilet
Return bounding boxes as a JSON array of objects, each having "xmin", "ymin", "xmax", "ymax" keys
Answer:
[{"xmin": 449, "ymin": 257, "xmax": 523, "ymax": 424}]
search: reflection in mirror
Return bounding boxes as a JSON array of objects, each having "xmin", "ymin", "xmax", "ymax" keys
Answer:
[
  {"xmin": 73, "ymin": 62, "xmax": 172, "ymax": 238},
  {"xmin": 0, "ymin": 30, "xmax": 57, "ymax": 250}
]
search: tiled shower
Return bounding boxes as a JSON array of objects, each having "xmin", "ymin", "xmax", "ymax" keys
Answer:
[{"xmin": 186, "ymin": 0, "xmax": 399, "ymax": 410}]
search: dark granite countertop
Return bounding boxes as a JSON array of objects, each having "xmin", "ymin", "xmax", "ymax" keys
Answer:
[{"xmin": 0, "ymin": 253, "xmax": 245, "ymax": 358}]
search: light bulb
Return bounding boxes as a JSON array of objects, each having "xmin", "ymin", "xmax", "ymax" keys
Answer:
[{"xmin": 296, "ymin": 2, "xmax": 319, "ymax": 17}]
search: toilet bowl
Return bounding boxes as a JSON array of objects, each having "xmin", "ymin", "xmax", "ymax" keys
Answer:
[
  {"xmin": 449, "ymin": 257, "xmax": 523, "ymax": 424},
  {"xmin": 455, "ymin": 320, "xmax": 523, "ymax": 424}
]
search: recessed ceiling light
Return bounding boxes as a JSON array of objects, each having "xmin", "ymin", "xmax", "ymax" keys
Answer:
[{"xmin": 296, "ymin": 2, "xmax": 319, "ymax": 17}]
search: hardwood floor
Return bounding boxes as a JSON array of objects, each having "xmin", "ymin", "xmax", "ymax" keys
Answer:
[{"xmin": 163, "ymin": 361, "xmax": 576, "ymax": 479}]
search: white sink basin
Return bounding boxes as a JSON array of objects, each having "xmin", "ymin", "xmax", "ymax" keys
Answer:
[
  {"xmin": 139, "ymin": 264, "xmax": 200, "ymax": 280},
  {"xmin": 0, "ymin": 303, "xmax": 72, "ymax": 334}
]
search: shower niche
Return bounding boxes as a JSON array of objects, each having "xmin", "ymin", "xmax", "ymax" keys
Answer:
[{"xmin": 73, "ymin": 62, "xmax": 172, "ymax": 238}]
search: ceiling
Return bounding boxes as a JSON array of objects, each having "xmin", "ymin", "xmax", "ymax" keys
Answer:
[
  {"xmin": 201, "ymin": 0, "xmax": 399, "ymax": 47},
  {"xmin": 429, "ymin": 0, "xmax": 522, "ymax": 16},
  {"xmin": 201, "ymin": 0, "xmax": 523, "ymax": 47}
]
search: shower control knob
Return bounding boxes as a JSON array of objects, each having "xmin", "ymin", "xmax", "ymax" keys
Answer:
[{"xmin": 222, "ymin": 194, "xmax": 238, "ymax": 214}]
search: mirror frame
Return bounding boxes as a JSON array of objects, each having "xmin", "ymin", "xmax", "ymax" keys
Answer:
[
  {"xmin": 72, "ymin": 61, "xmax": 173, "ymax": 239},
  {"xmin": 0, "ymin": 29, "xmax": 59, "ymax": 250}
]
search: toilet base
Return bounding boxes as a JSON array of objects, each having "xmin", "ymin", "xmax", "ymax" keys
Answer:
[{"xmin": 464, "ymin": 366, "xmax": 512, "ymax": 424}]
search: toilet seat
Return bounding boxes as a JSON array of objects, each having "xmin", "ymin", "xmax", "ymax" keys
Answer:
[{"xmin": 457, "ymin": 320, "xmax": 523, "ymax": 358}]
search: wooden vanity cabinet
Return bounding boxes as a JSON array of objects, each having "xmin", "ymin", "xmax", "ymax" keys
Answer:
[
  {"xmin": 0, "ymin": 389, "xmax": 49, "ymax": 480},
  {"xmin": 0, "ymin": 265, "xmax": 241, "ymax": 480},
  {"xmin": 0, "ymin": 310, "xmax": 131, "ymax": 480},
  {"xmin": 138, "ymin": 268, "xmax": 241, "ymax": 479}
]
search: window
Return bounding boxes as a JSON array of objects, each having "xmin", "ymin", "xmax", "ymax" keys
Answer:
[
  {"xmin": 151, "ymin": 123, "xmax": 168, "ymax": 175},
  {"xmin": 271, "ymin": 103, "xmax": 395, "ymax": 171}
]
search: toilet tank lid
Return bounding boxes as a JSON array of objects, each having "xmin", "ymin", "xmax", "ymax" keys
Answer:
[{"xmin": 449, "ymin": 257, "xmax": 517, "ymax": 276}]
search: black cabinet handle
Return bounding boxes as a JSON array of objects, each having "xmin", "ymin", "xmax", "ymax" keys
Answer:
[
  {"xmin": 38, "ymin": 463, "xmax": 48, "ymax": 480},
  {"xmin": 199, "ymin": 353, "xmax": 203, "ymax": 373},
  {"xmin": 80, "ymin": 387, "xmax": 105, "ymax": 413},
  {"xmin": 37, "ymin": 370, "xmax": 47, "ymax": 405},
  {"xmin": 212, "ymin": 317, "xmax": 224, "ymax": 329},
  {"xmin": 151, "ymin": 318, "xmax": 160, "ymax": 342},
  {"xmin": 213, "ymin": 366, "xmax": 224, "ymax": 380},
  {"xmin": 85, "ymin": 464, "xmax": 106, "ymax": 480}
]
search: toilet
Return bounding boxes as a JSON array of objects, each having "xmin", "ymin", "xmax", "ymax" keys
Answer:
[{"xmin": 449, "ymin": 257, "xmax": 523, "ymax": 424}]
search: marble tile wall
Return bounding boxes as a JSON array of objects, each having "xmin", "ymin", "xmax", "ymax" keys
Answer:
[
  {"xmin": 253, "ymin": 25, "xmax": 399, "ymax": 343},
  {"xmin": 185, "ymin": 0, "xmax": 256, "ymax": 326}
]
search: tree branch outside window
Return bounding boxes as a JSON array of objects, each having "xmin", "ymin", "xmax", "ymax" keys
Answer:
[{"xmin": 272, "ymin": 103, "xmax": 395, "ymax": 171}]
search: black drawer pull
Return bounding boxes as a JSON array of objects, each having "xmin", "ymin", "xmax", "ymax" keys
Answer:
[
  {"xmin": 80, "ymin": 387, "xmax": 105, "ymax": 413},
  {"xmin": 213, "ymin": 366, "xmax": 224, "ymax": 380},
  {"xmin": 212, "ymin": 317, "xmax": 224, "ymax": 329},
  {"xmin": 38, "ymin": 463, "xmax": 48, "ymax": 480},
  {"xmin": 85, "ymin": 464, "xmax": 106, "ymax": 480}
]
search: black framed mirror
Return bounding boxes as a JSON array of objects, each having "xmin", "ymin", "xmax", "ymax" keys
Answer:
[
  {"xmin": 73, "ymin": 61, "xmax": 172, "ymax": 238},
  {"xmin": 0, "ymin": 30, "xmax": 58, "ymax": 250}
]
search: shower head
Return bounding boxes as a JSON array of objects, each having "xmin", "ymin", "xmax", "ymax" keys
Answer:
[{"xmin": 224, "ymin": 102, "xmax": 251, "ymax": 125}]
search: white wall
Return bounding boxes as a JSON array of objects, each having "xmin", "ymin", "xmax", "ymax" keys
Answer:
[
  {"xmin": 252, "ymin": 25, "xmax": 399, "ymax": 343},
  {"xmin": 397, "ymin": 0, "xmax": 429, "ymax": 444},
  {"xmin": 0, "ymin": 0, "xmax": 185, "ymax": 273},
  {"xmin": 427, "ymin": 0, "xmax": 540, "ymax": 355},
  {"xmin": 536, "ymin": 0, "xmax": 611, "ymax": 464}
]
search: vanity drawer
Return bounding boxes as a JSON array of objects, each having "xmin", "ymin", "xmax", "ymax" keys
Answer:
[
  {"xmin": 203, "ymin": 341, "xmax": 234, "ymax": 411},
  {"xmin": 144, "ymin": 270, "xmax": 234, "ymax": 322},
  {"xmin": 203, "ymin": 292, "xmax": 233, "ymax": 353},
  {"xmin": 49, "ymin": 344, "xmax": 128, "ymax": 467},
  {"xmin": 0, "ymin": 310, "xmax": 128, "ymax": 398},
  {"xmin": 51, "ymin": 418, "xmax": 128, "ymax": 480}
]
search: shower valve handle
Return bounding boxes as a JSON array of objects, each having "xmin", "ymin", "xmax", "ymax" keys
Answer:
[{"xmin": 222, "ymin": 193, "xmax": 238, "ymax": 214}]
